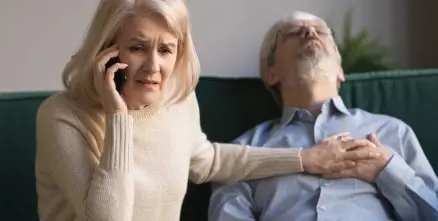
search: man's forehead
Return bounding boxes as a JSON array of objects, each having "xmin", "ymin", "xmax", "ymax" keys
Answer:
[{"xmin": 284, "ymin": 19, "xmax": 328, "ymax": 29}]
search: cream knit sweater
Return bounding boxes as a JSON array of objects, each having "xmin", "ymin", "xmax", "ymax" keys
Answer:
[{"xmin": 35, "ymin": 91, "xmax": 303, "ymax": 221}]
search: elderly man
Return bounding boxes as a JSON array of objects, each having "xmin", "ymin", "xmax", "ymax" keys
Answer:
[{"xmin": 208, "ymin": 11, "xmax": 438, "ymax": 221}]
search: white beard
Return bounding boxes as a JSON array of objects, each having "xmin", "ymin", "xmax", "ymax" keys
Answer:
[
  {"xmin": 283, "ymin": 45, "xmax": 338, "ymax": 87},
  {"xmin": 298, "ymin": 54, "xmax": 337, "ymax": 82}
]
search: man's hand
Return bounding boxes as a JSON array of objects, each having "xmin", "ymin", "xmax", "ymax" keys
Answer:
[
  {"xmin": 322, "ymin": 133, "xmax": 393, "ymax": 182},
  {"xmin": 301, "ymin": 132, "xmax": 381, "ymax": 175}
]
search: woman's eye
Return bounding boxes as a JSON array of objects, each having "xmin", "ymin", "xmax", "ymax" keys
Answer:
[
  {"xmin": 129, "ymin": 46, "xmax": 144, "ymax": 52},
  {"xmin": 159, "ymin": 47, "xmax": 172, "ymax": 55}
]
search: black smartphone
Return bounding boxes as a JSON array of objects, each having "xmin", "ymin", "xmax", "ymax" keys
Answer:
[{"xmin": 105, "ymin": 57, "xmax": 126, "ymax": 94}]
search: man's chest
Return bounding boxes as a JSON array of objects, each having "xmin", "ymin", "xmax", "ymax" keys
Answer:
[
  {"xmin": 262, "ymin": 116, "xmax": 401, "ymax": 150},
  {"xmin": 250, "ymin": 115, "xmax": 399, "ymax": 220}
]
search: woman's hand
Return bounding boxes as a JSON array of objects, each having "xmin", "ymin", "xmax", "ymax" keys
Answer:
[
  {"xmin": 300, "ymin": 132, "xmax": 380, "ymax": 175},
  {"xmin": 93, "ymin": 45, "xmax": 129, "ymax": 114},
  {"xmin": 322, "ymin": 133, "xmax": 392, "ymax": 182}
]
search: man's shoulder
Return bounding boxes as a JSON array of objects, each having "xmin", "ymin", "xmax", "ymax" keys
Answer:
[
  {"xmin": 349, "ymin": 107, "xmax": 412, "ymax": 132},
  {"xmin": 238, "ymin": 119, "xmax": 278, "ymax": 137},
  {"xmin": 233, "ymin": 119, "xmax": 278, "ymax": 145}
]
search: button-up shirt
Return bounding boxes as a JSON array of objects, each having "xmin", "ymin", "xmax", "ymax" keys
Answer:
[{"xmin": 208, "ymin": 96, "xmax": 438, "ymax": 221}]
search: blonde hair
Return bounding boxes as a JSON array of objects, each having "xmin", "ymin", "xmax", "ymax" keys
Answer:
[
  {"xmin": 259, "ymin": 12, "xmax": 341, "ymax": 104},
  {"xmin": 62, "ymin": 0, "xmax": 200, "ymax": 109}
]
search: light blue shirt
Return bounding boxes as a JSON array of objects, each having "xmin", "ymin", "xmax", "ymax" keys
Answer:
[{"xmin": 208, "ymin": 96, "xmax": 438, "ymax": 221}]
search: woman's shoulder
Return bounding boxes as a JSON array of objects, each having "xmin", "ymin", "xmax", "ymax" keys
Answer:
[
  {"xmin": 38, "ymin": 91, "xmax": 71, "ymax": 115},
  {"xmin": 37, "ymin": 90, "xmax": 99, "ymax": 125},
  {"xmin": 148, "ymin": 91, "xmax": 199, "ymax": 127},
  {"xmin": 173, "ymin": 91, "xmax": 198, "ymax": 109},
  {"xmin": 38, "ymin": 91, "xmax": 76, "ymax": 117},
  {"xmin": 166, "ymin": 91, "xmax": 199, "ymax": 117}
]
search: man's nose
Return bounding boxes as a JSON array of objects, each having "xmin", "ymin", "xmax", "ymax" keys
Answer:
[{"xmin": 300, "ymin": 26, "xmax": 317, "ymax": 38}]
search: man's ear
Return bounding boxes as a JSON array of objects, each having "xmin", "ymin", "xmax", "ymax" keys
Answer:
[
  {"xmin": 267, "ymin": 67, "xmax": 280, "ymax": 86},
  {"xmin": 337, "ymin": 66, "xmax": 345, "ymax": 82}
]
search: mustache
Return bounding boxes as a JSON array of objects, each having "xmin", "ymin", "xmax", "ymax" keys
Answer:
[
  {"xmin": 300, "ymin": 36, "xmax": 320, "ymax": 43},
  {"xmin": 298, "ymin": 39, "xmax": 331, "ymax": 57}
]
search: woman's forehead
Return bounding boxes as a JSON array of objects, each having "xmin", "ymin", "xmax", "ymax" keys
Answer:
[{"xmin": 117, "ymin": 15, "xmax": 179, "ymax": 43}]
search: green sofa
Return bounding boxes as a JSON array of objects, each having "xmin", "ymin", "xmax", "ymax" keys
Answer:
[{"xmin": 1, "ymin": 69, "xmax": 438, "ymax": 221}]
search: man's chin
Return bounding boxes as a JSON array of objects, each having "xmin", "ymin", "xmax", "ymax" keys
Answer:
[
  {"xmin": 296, "ymin": 57, "xmax": 338, "ymax": 84},
  {"xmin": 299, "ymin": 47, "xmax": 323, "ymax": 59}
]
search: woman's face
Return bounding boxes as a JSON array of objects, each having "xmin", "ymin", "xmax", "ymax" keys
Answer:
[{"xmin": 115, "ymin": 14, "xmax": 179, "ymax": 109}]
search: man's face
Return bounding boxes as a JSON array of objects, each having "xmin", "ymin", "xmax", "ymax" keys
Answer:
[{"xmin": 267, "ymin": 19, "xmax": 341, "ymax": 88}]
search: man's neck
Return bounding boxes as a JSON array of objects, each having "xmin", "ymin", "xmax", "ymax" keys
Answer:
[{"xmin": 281, "ymin": 81, "xmax": 338, "ymax": 115}]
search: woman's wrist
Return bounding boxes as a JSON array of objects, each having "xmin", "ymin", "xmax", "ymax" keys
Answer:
[{"xmin": 101, "ymin": 113, "xmax": 134, "ymax": 171}]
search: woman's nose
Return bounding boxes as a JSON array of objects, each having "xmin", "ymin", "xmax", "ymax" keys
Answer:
[{"xmin": 142, "ymin": 52, "xmax": 160, "ymax": 73}]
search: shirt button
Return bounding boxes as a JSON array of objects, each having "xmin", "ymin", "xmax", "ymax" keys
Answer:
[{"xmin": 318, "ymin": 206, "xmax": 325, "ymax": 211}]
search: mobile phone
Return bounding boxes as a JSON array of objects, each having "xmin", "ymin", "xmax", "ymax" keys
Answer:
[{"xmin": 105, "ymin": 57, "xmax": 126, "ymax": 94}]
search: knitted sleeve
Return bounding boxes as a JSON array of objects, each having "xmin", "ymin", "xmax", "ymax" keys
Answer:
[
  {"xmin": 186, "ymin": 93, "xmax": 303, "ymax": 184},
  {"xmin": 35, "ymin": 97, "xmax": 135, "ymax": 221}
]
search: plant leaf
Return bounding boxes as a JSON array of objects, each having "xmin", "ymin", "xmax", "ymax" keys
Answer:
[{"xmin": 337, "ymin": 9, "xmax": 395, "ymax": 74}]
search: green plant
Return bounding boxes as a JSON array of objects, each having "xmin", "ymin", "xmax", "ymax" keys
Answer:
[{"xmin": 335, "ymin": 9, "xmax": 394, "ymax": 74}]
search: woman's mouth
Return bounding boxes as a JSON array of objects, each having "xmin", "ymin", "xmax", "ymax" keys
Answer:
[{"xmin": 135, "ymin": 80, "xmax": 159, "ymax": 89}]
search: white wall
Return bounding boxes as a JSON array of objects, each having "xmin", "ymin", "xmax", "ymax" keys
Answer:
[
  {"xmin": 0, "ymin": 0, "xmax": 425, "ymax": 92},
  {"xmin": 187, "ymin": 0, "xmax": 409, "ymax": 77},
  {"xmin": 1, "ymin": 0, "xmax": 98, "ymax": 92}
]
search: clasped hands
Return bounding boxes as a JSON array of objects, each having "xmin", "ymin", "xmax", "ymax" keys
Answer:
[{"xmin": 300, "ymin": 132, "xmax": 393, "ymax": 182}]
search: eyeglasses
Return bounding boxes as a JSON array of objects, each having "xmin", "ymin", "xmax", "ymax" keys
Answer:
[
  {"xmin": 280, "ymin": 23, "xmax": 333, "ymax": 38},
  {"xmin": 267, "ymin": 22, "xmax": 335, "ymax": 67}
]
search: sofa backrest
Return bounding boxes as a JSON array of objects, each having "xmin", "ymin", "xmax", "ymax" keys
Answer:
[
  {"xmin": 0, "ymin": 92, "xmax": 54, "ymax": 220},
  {"xmin": 1, "ymin": 69, "xmax": 438, "ymax": 221}
]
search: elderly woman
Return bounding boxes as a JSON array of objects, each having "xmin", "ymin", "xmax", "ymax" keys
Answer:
[{"xmin": 35, "ymin": 0, "xmax": 373, "ymax": 220}]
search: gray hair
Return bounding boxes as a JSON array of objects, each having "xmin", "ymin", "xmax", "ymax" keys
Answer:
[{"xmin": 259, "ymin": 11, "xmax": 341, "ymax": 103}]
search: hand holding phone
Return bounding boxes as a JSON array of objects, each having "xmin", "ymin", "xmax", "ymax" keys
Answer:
[
  {"xmin": 105, "ymin": 56, "xmax": 127, "ymax": 94},
  {"xmin": 93, "ymin": 45, "xmax": 129, "ymax": 114}
]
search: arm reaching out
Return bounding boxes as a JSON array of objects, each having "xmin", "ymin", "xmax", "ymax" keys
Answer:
[{"xmin": 186, "ymin": 93, "xmax": 379, "ymax": 184}]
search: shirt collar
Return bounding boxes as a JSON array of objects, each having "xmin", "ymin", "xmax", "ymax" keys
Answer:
[
  {"xmin": 330, "ymin": 96, "xmax": 350, "ymax": 116},
  {"xmin": 279, "ymin": 96, "xmax": 350, "ymax": 127}
]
